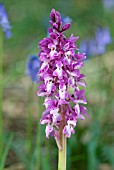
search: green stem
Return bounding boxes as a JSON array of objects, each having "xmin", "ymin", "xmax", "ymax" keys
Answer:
[
  {"xmin": 0, "ymin": 28, "xmax": 3, "ymax": 162},
  {"xmin": 58, "ymin": 105, "xmax": 67, "ymax": 170},
  {"xmin": 58, "ymin": 133, "xmax": 66, "ymax": 170}
]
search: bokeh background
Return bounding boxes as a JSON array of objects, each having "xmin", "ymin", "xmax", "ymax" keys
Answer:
[{"xmin": 1, "ymin": 0, "xmax": 114, "ymax": 169}]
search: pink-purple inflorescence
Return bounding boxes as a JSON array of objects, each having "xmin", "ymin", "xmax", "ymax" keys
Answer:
[{"xmin": 37, "ymin": 9, "xmax": 87, "ymax": 146}]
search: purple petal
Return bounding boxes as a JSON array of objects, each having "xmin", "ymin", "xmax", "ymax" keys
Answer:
[
  {"xmin": 62, "ymin": 23, "xmax": 71, "ymax": 32},
  {"xmin": 45, "ymin": 124, "xmax": 54, "ymax": 139}
]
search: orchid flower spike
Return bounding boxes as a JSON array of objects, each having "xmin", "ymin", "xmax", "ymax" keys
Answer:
[{"xmin": 37, "ymin": 9, "xmax": 87, "ymax": 149}]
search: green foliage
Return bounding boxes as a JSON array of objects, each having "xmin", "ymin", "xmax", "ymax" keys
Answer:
[
  {"xmin": 0, "ymin": 134, "xmax": 13, "ymax": 170},
  {"xmin": 1, "ymin": 0, "xmax": 114, "ymax": 169}
]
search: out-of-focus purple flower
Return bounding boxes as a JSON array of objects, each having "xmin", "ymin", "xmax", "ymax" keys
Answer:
[
  {"xmin": 96, "ymin": 42, "xmax": 106, "ymax": 55},
  {"xmin": 80, "ymin": 38, "xmax": 106, "ymax": 57},
  {"xmin": 0, "ymin": 3, "xmax": 12, "ymax": 38},
  {"xmin": 26, "ymin": 55, "xmax": 40, "ymax": 82},
  {"xmin": 95, "ymin": 27, "xmax": 112, "ymax": 55},
  {"xmin": 95, "ymin": 27, "xmax": 112, "ymax": 46},
  {"xmin": 103, "ymin": 0, "xmax": 114, "ymax": 11},
  {"xmin": 80, "ymin": 39, "xmax": 97, "ymax": 57},
  {"xmin": 80, "ymin": 27, "xmax": 112, "ymax": 57},
  {"xmin": 88, "ymin": 39, "xmax": 98, "ymax": 56},
  {"xmin": 79, "ymin": 40, "xmax": 89, "ymax": 56},
  {"xmin": 37, "ymin": 9, "xmax": 87, "ymax": 148},
  {"xmin": 62, "ymin": 16, "xmax": 72, "ymax": 25}
]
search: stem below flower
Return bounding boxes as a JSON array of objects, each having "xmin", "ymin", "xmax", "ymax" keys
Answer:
[
  {"xmin": 58, "ymin": 133, "xmax": 66, "ymax": 170},
  {"xmin": 58, "ymin": 105, "xmax": 67, "ymax": 170}
]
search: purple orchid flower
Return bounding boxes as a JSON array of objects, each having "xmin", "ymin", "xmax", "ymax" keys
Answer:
[
  {"xmin": 47, "ymin": 15, "xmax": 72, "ymax": 38},
  {"xmin": 0, "ymin": 3, "xmax": 12, "ymax": 38},
  {"xmin": 37, "ymin": 9, "xmax": 87, "ymax": 149}
]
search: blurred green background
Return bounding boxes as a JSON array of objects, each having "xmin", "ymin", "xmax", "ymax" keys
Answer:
[{"xmin": 1, "ymin": 0, "xmax": 114, "ymax": 169}]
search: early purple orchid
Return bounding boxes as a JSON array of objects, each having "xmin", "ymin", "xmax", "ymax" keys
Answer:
[{"xmin": 37, "ymin": 9, "xmax": 87, "ymax": 149}]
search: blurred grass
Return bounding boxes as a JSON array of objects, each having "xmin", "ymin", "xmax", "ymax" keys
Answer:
[
  {"xmin": 0, "ymin": 134, "xmax": 13, "ymax": 170},
  {"xmin": 0, "ymin": 28, "xmax": 4, "ymax": 163}
]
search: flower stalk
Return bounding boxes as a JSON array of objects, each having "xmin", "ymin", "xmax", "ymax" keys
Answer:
[
  {"xmin": 58, "ymin": 133, "xmax": 66, "ymax": 170},
  {"xmin": 58, "ymin": 105, "xmax": 67, "ymax": 170}
]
